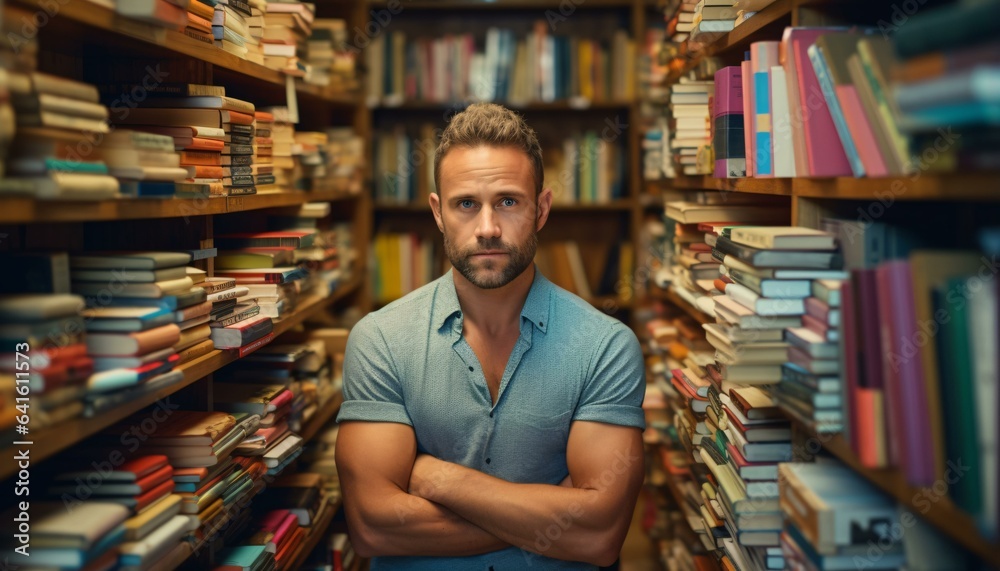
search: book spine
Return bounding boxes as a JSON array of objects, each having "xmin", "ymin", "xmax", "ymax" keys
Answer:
[
  {"xmin": 741, "ymin": 59, "xmax": 755, "ymax": 177},
  {"xmin": 751, "ymin": 42, "xmax": 777, "ymax": 177},
  {"xmin": 794, "ymin": 37, "xmax": 851, "ymax": 177},
  {"xmin": 808, "ymin": 43, "xmax": 865, "ymax": 177},
  {"xmin": 212, "ymin": 305, "xmax": 260, "ymax": 328},
  {"xmin": 238, "ymin": 332, "xmax": 274, "ymax": 358}
]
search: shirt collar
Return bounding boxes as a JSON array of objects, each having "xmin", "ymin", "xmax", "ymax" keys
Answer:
[{"xmin": 433, "ymin": 267, "xmax": 551, "ymax": 334}]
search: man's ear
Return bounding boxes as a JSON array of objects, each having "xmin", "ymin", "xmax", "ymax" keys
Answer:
[
  {"xmin": 536, "ymin": 187, "xmax": 553, "ymax": 232},
  {"xmin": 429, "ymin": 192, "xmax": 444, "ymax": 233}
]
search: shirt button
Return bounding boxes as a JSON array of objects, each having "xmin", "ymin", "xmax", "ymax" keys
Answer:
[
  {"xmin": 489, "ymin": 412, "xmax": 493, "ymax": 418},
  {"xmin": 539, "ymin": 321, "xmax": 544, "ymax": 327},
  {"xmin": 485, "ymin": 458, "xmax": 491, "ymax": 464},
  {"xmin": 468, "ymin": 366, "xmax": 474, "ymax": 372}
]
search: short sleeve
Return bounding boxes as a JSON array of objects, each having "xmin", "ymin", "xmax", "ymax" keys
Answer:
[
  {"xmin": 573, "ymin": 322, "xmax": 646, "ymax": 429},
  {"xmin": 336, "ymin": 315, "xmax": 413, "ymax": 426}
]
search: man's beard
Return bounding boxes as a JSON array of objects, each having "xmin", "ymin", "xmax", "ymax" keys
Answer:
[{"xmin": 443, "ymin": 229, "xmax": 538, "ymax": 289}]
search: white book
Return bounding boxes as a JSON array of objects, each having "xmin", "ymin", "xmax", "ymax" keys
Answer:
[
  {"xmin": 968, "ymin": 281, "xmax": 998, "ymax": 537},
  {"xmin": 725, "ymin": 282, "xmax": 805, "ymax": 316},
  {"xmin": 770, "ymin": 66, "xmax": 796, "ymax": 177}
]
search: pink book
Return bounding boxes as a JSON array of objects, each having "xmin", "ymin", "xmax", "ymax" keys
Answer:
[
  {"xmin": 713, "ymin": 66, "xmax": 744, "ymax": 116},
  {"xmin": 791, "ymin": 32, "xmax": 852, "ymax": 176},
  {"xmin": 741, "ymin": 59, "xmax": 755, "ymax": 177},
  {"xmin": 801, "ymin": 313, "xmax": 832, "ymax": 340},
  {"xmin": 875, "ymin": 261, "xmax": 934, "ymax": 486},
  {"xmin": 269, "ymin": 388, "xmax": 294, "ymax": 410},
  {"xmin": 271, "ymin": 512, "xmax": 300, "ymax": 549},
  {"xmin": 837, "ymin": 85, "xmax": 889, "ymax": 176}
]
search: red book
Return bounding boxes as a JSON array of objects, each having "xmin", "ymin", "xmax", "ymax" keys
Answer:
[
  {"xmin": 130, "ymin": 478, "xmax": 176, "ymax": 512},
  {"xmin": 185, "ymin": 137, "xmax": 225, "ymax": 152},
  {"xmin": 238, "ymin": 332, "xmax": 274, "ymax": 358},
  {"xmin": 117, "ymin": 455, "xmax": 171, "ymax": 481},
  {"xmin": 876, "ymin": 261, "xmax": 935, "ymax": 486},
  {"xmin": 179, "ymin": 150, "xmax": 222, "ymax": 166}
]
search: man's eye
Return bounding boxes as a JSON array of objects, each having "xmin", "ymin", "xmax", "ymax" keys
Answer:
[
  {"xmin": 459, "ymin": 200, "xmax": 475, "ymax": 209},
  {"xmin": 501, "ymin": 198, "xmax": 516, "ymax": 207}
]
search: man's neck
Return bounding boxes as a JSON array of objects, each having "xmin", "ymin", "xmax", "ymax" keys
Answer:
[{"xmin": 452, "ymin": 265, "xmax": 535, "ymax": 336}]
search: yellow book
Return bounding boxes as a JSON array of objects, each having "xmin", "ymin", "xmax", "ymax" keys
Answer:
[{"xmin": 579, "ymin": 40, "xmax": 593, "ymax": 100}]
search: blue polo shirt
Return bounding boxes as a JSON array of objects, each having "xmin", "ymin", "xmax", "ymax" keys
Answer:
[{"xmin": 338, "ymin": 268, "xmax": 645, "ymax": 570}]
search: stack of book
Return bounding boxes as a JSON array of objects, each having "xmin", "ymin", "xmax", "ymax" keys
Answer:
[
  {"xmin": 172, "ymin": 453, "xmax": 267, "ymax": 547},
  {"xmin": 1, "ymin": 71, "xmax": 121, "ymax": 200},
  {"xmin": 261, "ymin": 1, "xmax": 315, "ymax": 74},
  {"xmin": 667, "ymin": 80, "xmax": 714, "ymax": 175},
  {"xmin": 253, "ymin": 111, "xmax": 278, "ymax": 191},
  {"xmin": 113, "ymin": 94, "xmax": 257, "ymax": 197},
  {"xmin": 92, "ymin": 130, "xmax": 189, "ymax": 198},
  {"xmin": 891, "ymin": 1, "xmax": 999, "ymax": 171},
  {"xmin": 220, "ymin": 338, "xmax": 338, "ymax": 432},
  {"xmin": 777, "ymin": 461, "xmax": 962, "ymax": 570},
  {"xmin": 4, "ymin": 501, "xmax": 130, "ymax": 570},
  {"xmin": 776, "ymin": 279, "xmax": 845, "ymax": 435},
  {"xmin": 213, "ymin": 545, "xmax": 275, "ymax": 571},
  {"xmin": 661, "ymin": 196, "xmax": 789, "ymax": 317},
  {"xmin": 265, "ymin": 106, "xmax": 296, "ymax": 186},
  {"xmin": 48, "ymin": 455, "xmax": 189, "ymax": 571},
  {"xmin": 0, "ymin": 294, "xmax": 91, "ymax": 431},
  {"xmin": 214, "ymin": 382, "xmax": 305, "ymax": 476},
  {"xmin": 308, "ymin": 19, "xmax": 357, "ymax": 91},
  {"xmin": 247, "ymin": 508, "xmax": 305, "ymax": 568},
  {"xmin": 254, "ymin": 471, "xmax": 331, "ymax": 528},
  {"xmin": 72, "ymin": 252, "xmax": 193, "ymax": 394},
  {"xmin": 690, "ymin": 0, "xmax": 738, "ymax": 44},
  {"xmin": 118, "ymin": 84, "xmax": 230, "ymax": 198},
  {"xmin": 185, "ymin": 0, "xmax": 216, "ymax": 45},
  {"xmin": 291, "ymin": 130, "xmax": 327, "ymax": 190},
  {"xmin": 269, "ymin": 205, "xmax": 345, "ymax": 297},
  {"xmin": 215, "ymin": 229, "xmax": 315, "ymax": 317},
  {"xmin": 213, "ymin": 0, "xmax": 258, "ymax": 62},
  {"xmin": 172, "ymin": 269, "xmax": 214, "ymax": 359},
  {"xmin": 322, "ymin": 126, "xmax": 364, "ymax": 187}
]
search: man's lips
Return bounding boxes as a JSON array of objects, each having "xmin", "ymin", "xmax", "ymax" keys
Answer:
[{"xmin": 472, "ymin": 250, "xmax": 507, "ymax": 256}]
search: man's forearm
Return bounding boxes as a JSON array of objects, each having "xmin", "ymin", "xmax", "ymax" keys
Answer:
[
  {"xmin": 414, "ymin": 461, "xmax": 625, "ymax": 565},
  {"xmin": 346, "ymin": 487, "xmax": 508, "ymax": 558}
]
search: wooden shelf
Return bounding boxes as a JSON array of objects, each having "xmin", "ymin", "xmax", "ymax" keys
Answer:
[
  {"xmin": 665, "ymin": 175, "xmax": 793, "ymax": 196},
  {"xmin": 285, "ymin": 497, "xmax": 341, "ymax": 571},
  {"xmin": 796, "ymin": 426, "xmax": 1000, "ymax": 568},
  {"xmin": 0, "ymin": 276, "xmax": 362, "ymax": 480},
  {"xmin": 369, "ymin": 0, "xmax": 639, "ymax": 9},
  {"xmin": 374, "ymin": 100, "xmax": 634, "ymax": 112},
  {"xmin": 650, "ymin": 284, "xmax": 713, "ymax": 325},
  {"xmin": 665, "ymin": 0, "xmax": 793, "ymax": 83},
  {"xmin": 0, "ymin": 182, "xmax": 359, "ymax": 224},
  {"xmin": 792, "ymin": 173, "xmax": 1000, "ymax": 201},
  {"xmin": 649, "ymin": 173, "xmax": 1000, "ymax": 202},
  {"xmin": 10, "ymin": 0, "xmax": 358, "ymax": 105},
  {"xmin": 374, "ymin": 200, "xmax": 636, "ymax": 212}
]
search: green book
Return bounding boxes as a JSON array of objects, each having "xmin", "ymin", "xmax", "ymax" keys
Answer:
[{"xmin": 935, "ymin": 277, "xmax": 982, "ymax": 514}]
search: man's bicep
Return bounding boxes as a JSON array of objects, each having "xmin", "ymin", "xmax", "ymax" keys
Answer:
[
  {"xmin": 565, "ymin": 421, "xmax": 644, "ymax": 508},
  {"xmin": 336, "ymin": 421, "xmax": 417, "ymax": 497}
]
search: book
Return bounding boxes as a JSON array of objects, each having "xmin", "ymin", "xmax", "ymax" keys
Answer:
[
  {"xmin": 210, "ymin": 316, "xmax": 273, "ymax": 349},
  {"xmin": 730, "ymin": 227, "xmax": 836, "ymax": 251},
  {"xmin": 714, "ymin": 237, "xmax": 842, "ymax": 269},
  {"xmin": 70, "ymin": 252, "xmax": 192, "ymax": 270}
]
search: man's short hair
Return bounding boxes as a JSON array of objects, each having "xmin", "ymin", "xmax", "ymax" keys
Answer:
[{"xmin": 434, "ymin": 103, "xmax": 544, "ymax": 196}]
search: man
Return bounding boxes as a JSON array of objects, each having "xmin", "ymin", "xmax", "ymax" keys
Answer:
[{"xmin": 336, "ymin": 103, "xmax": 645, "ymax": 570}]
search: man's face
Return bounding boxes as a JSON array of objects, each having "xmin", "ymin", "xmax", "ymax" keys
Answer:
[{"xmin": 432, "ymin": 145, "xmax": 548, "ymax": 290}]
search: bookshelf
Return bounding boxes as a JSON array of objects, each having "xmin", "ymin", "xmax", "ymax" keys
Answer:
[
  {"xmin": 652, "ymin": 173, "xmax": 1000, "ymax": 202},
  {"xmin": 0, "ymin": 0, "xmax": 374, "ymax": 567},
  {"xmin": 0, "ymin": 275, "xmax": 361, "ymax": 481},
  {"xmin": 648, "ymin": 0, "xmax": 1000, "ymax": 567},
  {"xmin": 9, "ymin": 0, "xmax": 361, "ymax": 106},
  {"xmin": 366, "ymin": 0, "xmax": 659, "ymax": 318}
]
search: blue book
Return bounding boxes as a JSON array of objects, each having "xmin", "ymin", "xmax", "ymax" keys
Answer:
[
  {"xmin": 808, "ymin": 43, "xmax": 865, "ymax": 177},
  {"xmin": 753, "ymin": 70, "xmax": 773, "ymax": 175},
  {"xmin": 120, "ymin": 181, "xmax": 176, "ymax": 197},
  {"xmin": 217, "ymin": 545, "xmax": 267, "ymax": 570}
]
